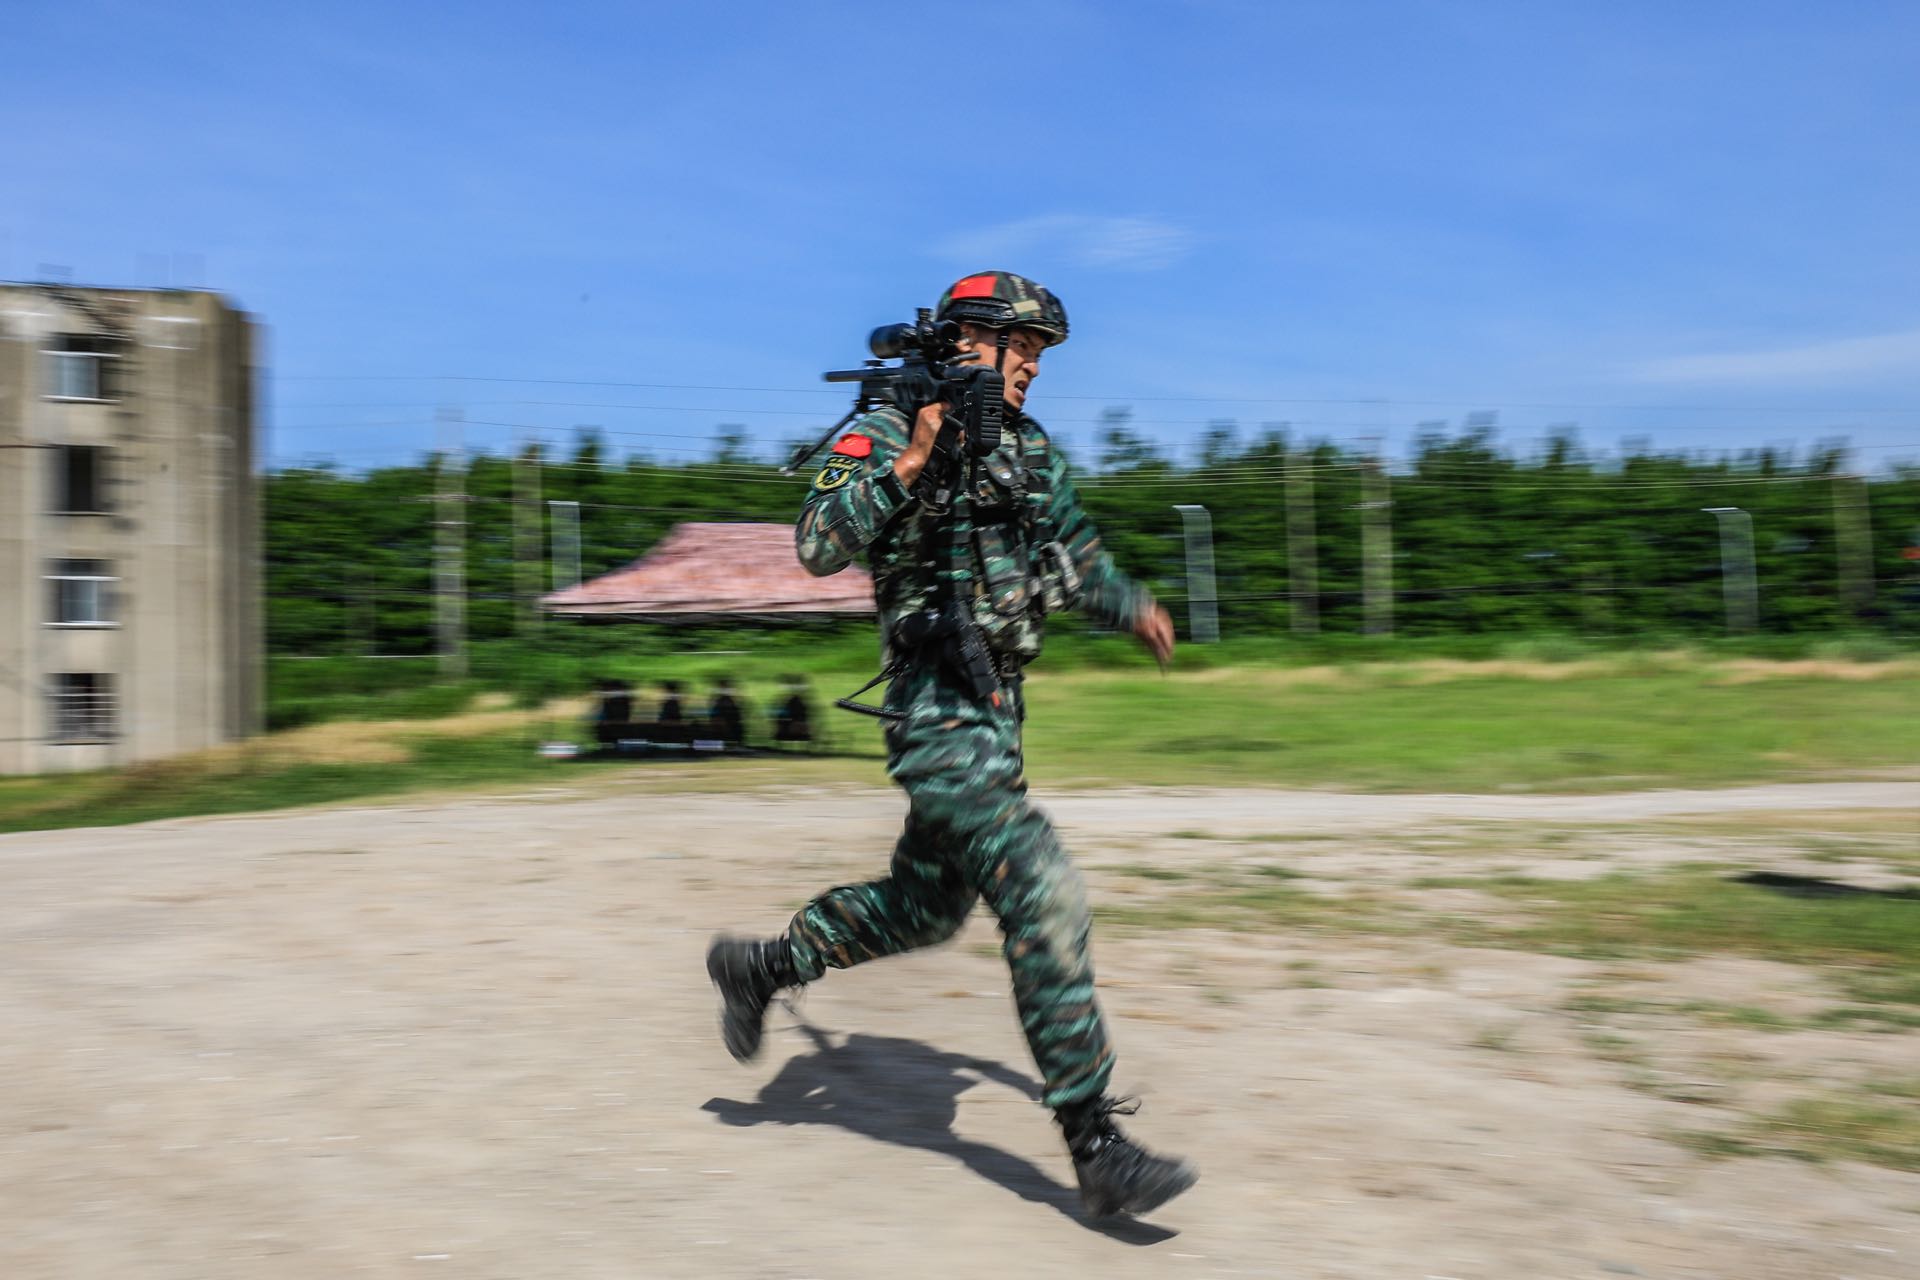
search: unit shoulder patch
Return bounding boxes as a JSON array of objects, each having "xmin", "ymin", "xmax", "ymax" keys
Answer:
[{"xmin": 812, "ymin": 456, "xmax": 861, "ymax": 493}]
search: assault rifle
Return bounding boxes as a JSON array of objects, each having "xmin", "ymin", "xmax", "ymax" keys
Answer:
[
  {"xmin": 783, "ymin": 309, "xmax": 1006, "ymax": 498},
  {"xmin": 833, "ymin": 599, "xmax": 1002, "ymax": 720},
  {"xmin": 799, "ymin": 312, "xmax": 1010, "ymax": 719}
]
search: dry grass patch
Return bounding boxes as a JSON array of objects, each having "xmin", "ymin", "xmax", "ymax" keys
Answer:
[
  {"xmin": 183, "ymin": 697, "xmax": 594, "ymax": 771},
  {"xmin": 67, "ymin": 722, "xmax": 432, "ymax": 781},
  {"xmin": 1712, "ymin": 658, "xmax": 1920, "ymax": 684},
  {"xmin": 1390, "ymin": 658, "xmax": 1616, "ymax": 683}
]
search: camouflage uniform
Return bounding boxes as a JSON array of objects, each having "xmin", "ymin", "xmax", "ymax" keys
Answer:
[{"xmin": 785, "ymin": 403, "xmax": 1154, "ymax": 1109}]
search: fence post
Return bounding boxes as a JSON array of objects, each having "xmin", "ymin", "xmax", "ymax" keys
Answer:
[
  {"xmin": 548, "ymin": 499, "xmax": 582, "ymax": 591},
  {"xmin": 433, "ymin": 407, "xmax": 467, "ymax": 677},
  {"xmin": 1702, "ymin": 506, "xmax": 1758, "ymax": 633},
  {"xmin": 1286, "ymin": 448, "xmax": 1319, "ymax": 634},
  {"xmin": 1360, "ymin": 450, "xmax": 1393, "ymax": 636},
  {"xmin": 1172, "ymin": 503, "xmax": 1219, "ymax": 642},
  {"xmin": 513, "ymin": 438, "xmax": 544, "ymax": 635},
  {"xmin": 1833, "ymin": 473, "xmax": 1874, "ymax": 622}
]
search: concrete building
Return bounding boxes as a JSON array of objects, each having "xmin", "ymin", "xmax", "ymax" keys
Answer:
[{"xmin": 0, "ymin": 284, "xmax": 261, "ymax": 774}]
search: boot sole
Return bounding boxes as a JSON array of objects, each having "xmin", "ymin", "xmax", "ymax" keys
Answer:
[
  {"xmin": 705, "ymin": 938, "xmax": 763, "ymax": 1063},
  {"xmin": 1080, "ymin": 1162, "xmax": 1199, "ymax": 1218}
]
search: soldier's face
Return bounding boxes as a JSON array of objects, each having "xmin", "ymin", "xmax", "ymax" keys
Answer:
[{"xmin": 957, "ymin": 324, "xmax": 1048, "ymax": 412}]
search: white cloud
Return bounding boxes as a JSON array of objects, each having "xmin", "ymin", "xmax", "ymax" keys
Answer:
[
  {"xmin": 937, "ymin": 215, "xmax": 1193, "ymax": 271},
  {"xmin": 1630, "ymin": 328, "xmax": 1920, "ymax": 384}
]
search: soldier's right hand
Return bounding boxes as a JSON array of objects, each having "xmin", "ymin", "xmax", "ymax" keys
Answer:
[
  {"xmin": 1135, "ymin": 604, "xmax": 1176, "ymax": 671},
  {"xmin": 893, "ymin": 401, "xmax": 948, "ymax": 488}
]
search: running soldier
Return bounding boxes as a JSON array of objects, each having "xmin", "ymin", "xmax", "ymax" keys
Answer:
[{"xmin": 706, "ymin": 271, "xmax": 1196, "ymax": 1218}]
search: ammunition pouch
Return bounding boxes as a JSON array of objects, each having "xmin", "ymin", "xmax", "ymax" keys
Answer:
[
  {"xmin": 1033, "ymin": 538, "xmax": 1079, "ymax": 616},
  {"xmin": 975, "ymin": 523, "xmax": 1032, "ymax": 619}
]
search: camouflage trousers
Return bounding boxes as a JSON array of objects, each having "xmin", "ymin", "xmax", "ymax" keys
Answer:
[{"xmin": 785, "ymin": 663, "xmax": 1114, "ymax": 1109}]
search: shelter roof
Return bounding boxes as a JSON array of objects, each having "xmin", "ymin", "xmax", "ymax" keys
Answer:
[{"xmin": 541, "ymin": 522, "xmax": 875, "ymax": 619}]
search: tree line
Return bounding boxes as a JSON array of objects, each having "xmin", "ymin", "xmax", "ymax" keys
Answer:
[{"xmin": 264, "ymin": 417, "xmax": 1920, "ymax": 655}]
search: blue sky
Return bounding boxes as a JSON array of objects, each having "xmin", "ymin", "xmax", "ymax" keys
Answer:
[{"xmin": 6, "ymin": 0, "xmax": 1919, "ymax": 470}]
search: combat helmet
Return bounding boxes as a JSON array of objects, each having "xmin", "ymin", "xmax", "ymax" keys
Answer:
[{"xmin": 934, "ymin": 271, "xmax": 1070, "ymax": 347}]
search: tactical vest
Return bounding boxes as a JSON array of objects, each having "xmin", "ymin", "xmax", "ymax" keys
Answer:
[{"xmin": 931, "ymin": 419, "xmax": 1081, "ymax": 664}]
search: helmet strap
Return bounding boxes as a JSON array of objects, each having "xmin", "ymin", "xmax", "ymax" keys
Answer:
[{"xmin": 994, "ymin": 330, "xmax": 1010, "ymax": 374}]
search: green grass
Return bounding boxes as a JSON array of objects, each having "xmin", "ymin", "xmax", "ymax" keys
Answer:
[
  {"xmin": 1456, "ymin": 870, "xmax": 1920, "ymax": 969},
  {"xmin": 1562, "ymin": 993, "xmax": 1798, "ymax": 1031},
  {"xmin": 4, "ymin": 647, "xmax": 1918, "ymax": 833},
  {"xmin": 1838, "ymin": 972, "xmax": 1920, "ymax": 1012},
  {"xmin": 1455, "ymin": 869, "xmax": 1920, "ymax": 1052},
  {"xmin": 1805, "ymin": 1005, "xmax": 1920, "ymax": 1032},
  {"xmin": 1677, "ymin": 1083, "xmax": 1920, "ymax": 1173},
  {"xmin": 1687, "ymin": 1002, "xmax": 1798, "ymax": 1031},
  {"xmin": 1250, "ymin": 864, "xmax": 1308, "ymax": 880},
  {"xmin": 1095, "ymin": 871, "xmax": 1387, "ymax": 935},
  {"xmin": 1023, "ymin": 668, "xmax": 1920, "ymax": 790},
  {"xmin": 267, "ymin": 678, "xmax": 485, "ymax": 731},
  {"xmin": 1468, "ymin": 1023, "xmax": 1523, "ymax": 1052},
  {"xmin": 1581, "ymin": 1030, "xmax": 1648, "ymax": 1065},
  {"xmin": 1106, "ymin": 863, "xmax": 1199, "ymax": 881}
]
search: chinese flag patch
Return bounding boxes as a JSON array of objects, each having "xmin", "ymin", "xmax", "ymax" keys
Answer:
[
  {"xmin": 950, "ymin": 274, "xmax": 997, "ymax": 299},
  {"xmin": 833, "ymin": 433, "xmax": 874, "ymax": 458}
]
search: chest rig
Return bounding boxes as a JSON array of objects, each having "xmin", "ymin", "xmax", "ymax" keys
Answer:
[
  {"xmin": 833, "ymin": 420, "xmax": 1081, "ymax": 720},
  {"xmin": 934, "ymin": 420, "xmax": 1081, "ymax": 644}
]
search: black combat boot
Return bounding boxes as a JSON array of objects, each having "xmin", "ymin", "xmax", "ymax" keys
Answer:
[
  {"xmin": 704, "ymin": 934, "xmax": 799, "ymax": 1062},
  {"xmin": 1056, "ymin": 1095, "xmax": 1198, "ymax": 1218}
]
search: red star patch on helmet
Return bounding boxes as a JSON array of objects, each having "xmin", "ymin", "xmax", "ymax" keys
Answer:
[
  {"xmin": 833, "ymin": 433, "xmax": 874, "ymax": 458},
  {"xmin": 950, "ymin": 274, "xmax": 997, "ymax": 299}
]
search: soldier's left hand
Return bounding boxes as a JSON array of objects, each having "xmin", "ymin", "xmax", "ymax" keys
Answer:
[{"xmin": 1135, "ymin": 605, "xmax": 1175, "ymax": 671}]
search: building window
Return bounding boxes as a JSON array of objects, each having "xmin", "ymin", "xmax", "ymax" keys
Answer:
[
  {"xmin": 51, "ymin": 445, "xmax": 110, "ymax": 513},
  {"xmin": 47, "ymin": 559, "xmax": 117, "ymax": 626},
  {"xmin": 44, "ymin": 334, "xmax": 122, "ymax": 401},
  {"xmin": 48, "ymin": 673, "xmax": 116, "ymax": 743}
]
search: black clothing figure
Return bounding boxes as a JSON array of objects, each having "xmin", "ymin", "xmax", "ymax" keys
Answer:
[
  {"xmin": 590, "ymin": 679, "xmax": 634, "ymax": 751},
  {"xmin": 772, "ymin": 683, "xmax": 813, "ymax": 745},
  {"xmin": 708, "ymin": 691, "xmax": 745, "ymax": 748},
  {"xmin": 657, "ymin": 681, "xmax": 685, "ymax": 726},
  {"xmin": 598, "ymin": 684, "xmax": 633, "ymax": 725}
]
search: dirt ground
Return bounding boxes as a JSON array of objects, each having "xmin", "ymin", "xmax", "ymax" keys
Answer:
[{"xmin": 3, "ymin": 779, "xmax": 1917, "ymax": 1280}]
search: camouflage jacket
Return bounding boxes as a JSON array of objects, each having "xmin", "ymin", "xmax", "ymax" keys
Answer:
[{"xmin": 796, "ymin": 405, "xmax": 1153, "ymax": 664}]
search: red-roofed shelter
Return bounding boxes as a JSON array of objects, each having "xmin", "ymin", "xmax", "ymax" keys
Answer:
[{"xmin": 541, "ymin": 522, "xmax": 875, "ymax": 621}]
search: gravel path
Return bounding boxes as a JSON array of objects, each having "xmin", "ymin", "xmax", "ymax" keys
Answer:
[{"xmin": 2, "ymin": 781, "xmax": 1915, "ymax": 1279}]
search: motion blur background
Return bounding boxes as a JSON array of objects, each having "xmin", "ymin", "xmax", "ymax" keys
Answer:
[
  {"xmin": 2, "ymin": 0, "xmax": 1917, "ymax": 792},
  {"xmin": 5, "ymin": 7, "xmax": 1920, "ymax": 1278}
]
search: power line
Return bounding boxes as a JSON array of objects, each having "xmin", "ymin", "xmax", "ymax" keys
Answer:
[
  {"xmin": 270, "ymin": 374, "xmax": 847, "ymax": 394},
  {"xmin": 261, "ymin": 371, "xmax": 1920, "ymax": 415},
  {"xmin": 272, "ymin": 405, "xmax": 1405, "ymax": 430}
]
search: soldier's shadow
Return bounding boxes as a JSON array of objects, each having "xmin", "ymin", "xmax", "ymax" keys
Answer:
[{"xmin": 702, "ymin": 1021, "xmax": 1177, "ymax": 1243}]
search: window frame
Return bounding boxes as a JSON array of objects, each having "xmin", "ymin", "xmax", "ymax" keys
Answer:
[
  {"xmin": 45, "ymin": 558, "xmax": 118, "ymax": 628},
  {"xmin": 47, "ymin": 673, "xmax": 117, "ymax": 744},
  {"xmin": 42, "ymin": 335, "xmax": 124, "ymax": 403}
]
